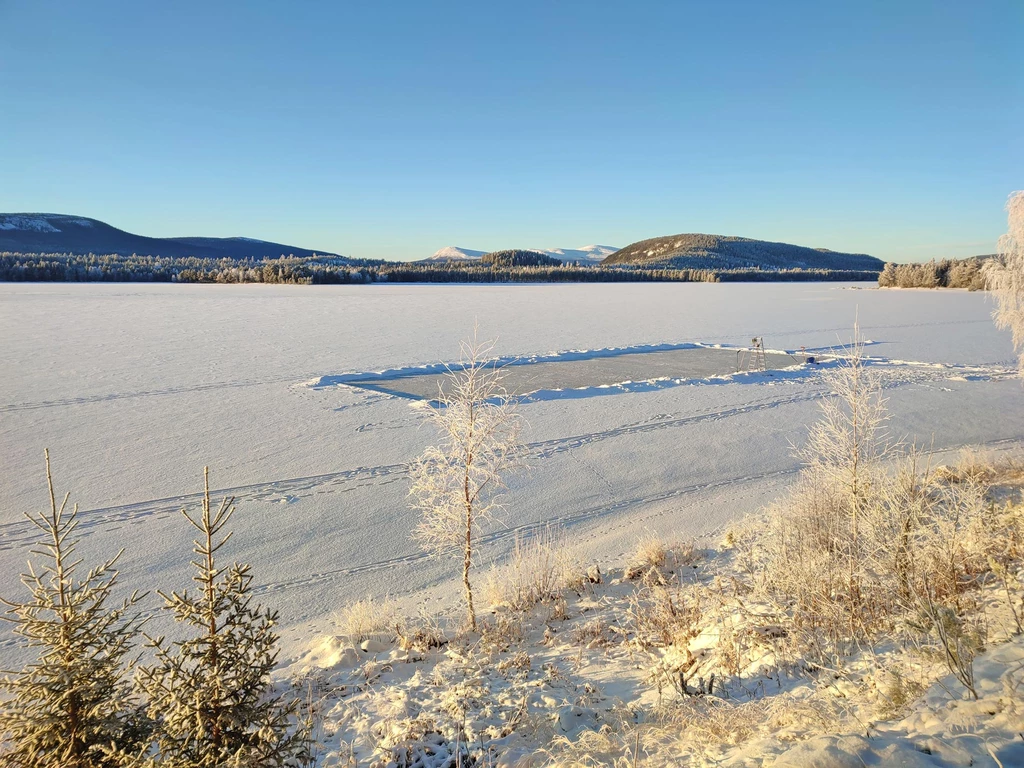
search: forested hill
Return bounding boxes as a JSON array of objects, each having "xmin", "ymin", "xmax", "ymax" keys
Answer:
[
  {"xmin": 0, "ymin": 213, "xmax": 338, "ymax": 259},
  {"xmin": 1, "ymin": 215, "xmax": 884, "ymax": 284},
  {"xmin": 602, "ymin": 233, "xmax": 884, "ymax": 272}
]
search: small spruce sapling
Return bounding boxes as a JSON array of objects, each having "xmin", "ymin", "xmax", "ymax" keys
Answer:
[
  {"xmin": 135, "ymin": 468, "xmax": 310, "ymax": 768},
  {"xmin": 0, "ymin": 450, "xmax": 148, "ymax": 768},
  {"xmin": 409, "ymin": 334, "xmax": 522, "ymax": 631}
]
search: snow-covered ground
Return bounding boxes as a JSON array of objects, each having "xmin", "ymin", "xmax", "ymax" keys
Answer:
[
  {"xmin": 284, "ymin": 504, "xmax": 1024, "ymax": 767},
  {"xmin": 0, "ymin": 282, "xmax": 1022, "ymax": 669}
]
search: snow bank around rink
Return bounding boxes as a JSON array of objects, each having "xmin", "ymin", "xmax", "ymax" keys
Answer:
[
  {"xmin": 306, "ymin": 342, "xmax": 730, "ymax": 386},
  {"xmin": 305, "ymin": 339, "xmax": 1012, "ymax": 405}
]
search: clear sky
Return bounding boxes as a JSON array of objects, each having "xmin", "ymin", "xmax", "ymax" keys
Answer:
[{"xmin": 0, "ymin": 1, "xmax": 1020, "ymax": 262}]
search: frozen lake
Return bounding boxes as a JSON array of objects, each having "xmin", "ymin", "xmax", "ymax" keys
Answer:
[{"xmin": 1, "ymin": 282, "xmax": 1022, "ymax": 662}]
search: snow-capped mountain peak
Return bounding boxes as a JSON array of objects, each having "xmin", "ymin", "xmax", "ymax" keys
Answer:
[
  {"xmin": 531, "ymin": 245, "xmax": 619, "ymax": 263},
  {"xmin": 427, "ymin": 244, "xmax": 619, "ymax": 263},
  {"xmin": 428, "ymin": 246, "xmax": 487, "ymax": 261}
]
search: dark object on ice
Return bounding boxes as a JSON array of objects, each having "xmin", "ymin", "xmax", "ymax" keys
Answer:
[{"xmin": 807, "ymin": 356, "xmax": 816, "ymax": 364}]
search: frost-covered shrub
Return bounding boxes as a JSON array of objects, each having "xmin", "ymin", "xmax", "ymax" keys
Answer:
[
  {"xmin": 760, "ymin": 430, "xmax": 1021, "ymax": 665},
  {"xmin": 626, "ymin": 580, "xmax": 703, "ymax": 652},
  {"xmin": 478, "ymin": 611, "xmax": 525, "ymax": 652},
  {"xmin": 756, "ymin": 330, "xmax": 892, "ymax": 649},
  {"xmin": 754, "ymin": 325, "xmax": 1022, "ymax": 661},
  {"xmin": 397, "ymin": 612, "xmax": 449, "ymax": 653},
  {"xmin": 543, "ymin": 694, "xmax": 841, "ymax": 767},
  {"xmin": 624, "ymin": 535, "xmax": 669, "ymax": 581}
]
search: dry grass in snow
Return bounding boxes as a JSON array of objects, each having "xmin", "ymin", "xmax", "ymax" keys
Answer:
[
  {"xmin": 337, "ymin": 596, "xmax": 404, "ymax": 647},
  {"xmin": 281, "ymin": 421, "xmax": 1024, "ymax": 767},
  {"xmin": 481, "ymin": 530, "xmax": 589, "ymax": 613}
]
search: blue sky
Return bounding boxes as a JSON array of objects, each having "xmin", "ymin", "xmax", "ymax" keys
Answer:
[{"xmin": 0, "ymin": 1, "xmax": 1019, "ymax": 261}]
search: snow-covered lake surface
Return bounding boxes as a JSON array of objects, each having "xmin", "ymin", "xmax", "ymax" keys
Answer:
[{"xmin": 1, "ymin": 282, "xmax": 1022, "ymax": 662}]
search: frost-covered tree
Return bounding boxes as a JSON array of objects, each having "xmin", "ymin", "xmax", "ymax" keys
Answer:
[
  {"xmin": 136, "ymin": 468, "xmax": 309, "ymax": 768},
  {"xmin": 0, "ymin": 450, "xmax": 148, "ymax": 768},
  {"xmin": 799, "ymin": 326, "xmax": 889, "ymax": 533},
  {"xmin": 796, "ymin": 326, "xmax": 890, "ymax": 618},
  {"xmin": 985, "ymin": 190, "xmax": 1024, "ymax": 375},
  {"xmin": 878, "ymin": 262, "xmax": 898, "ymax": 287},
  {"xmin": 409, "ymin": 335, "xmax": 522, "ymax": 630}
]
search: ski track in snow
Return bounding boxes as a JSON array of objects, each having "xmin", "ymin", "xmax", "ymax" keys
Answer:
[
  {"xmin": 216, "ymin": 434, "xmax": 1024, "ymax": 599},
  {"xmin": 0, "ymin": 316, "xmax": 1002, "ymax": 415},
  {"xmin": 0, "ymin": 358, "xmax": 1009, "ymax": 557},
  {"xmin": 0, "ymin": 386, "xmax": 841, "ymax": 550},
  {"xmin": 0, "ymin": 375, "xmax": 304, "ymax": 413},
  {"xmin": 250, "ymin": 466, "xmax": 803, "ymax": 597},
  {"xmin": 0, "ymin": 436, "xmax": 1016, "ymax": 656}
]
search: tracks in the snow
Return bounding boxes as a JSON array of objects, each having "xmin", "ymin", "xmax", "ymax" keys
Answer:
[
  {"xmin": 0, "ymin": 387, "xmax": 818, "ymax": 552},
  {"xmin": 0, "ymin": 376, "xmax": 309, "ymax": 413},
  {"xmin": 255, "ymin": 434, "xmax": 1024, "ymax": 598},
  {"xmin": 251, "ymin": 466, "xmax": 801, "ymax": 597},
  {"xmin": 0, "ymin": 359, "xmax": 1008, "ymax": 554}
]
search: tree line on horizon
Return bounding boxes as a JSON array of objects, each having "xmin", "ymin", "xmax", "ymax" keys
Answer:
[
  {"xmin": 877, "ymin": 256, "xmax": 990, "ymax": 290},
  {"xmin": 0, "ymin": 251, "xmax": 880, "ymax": 285}
]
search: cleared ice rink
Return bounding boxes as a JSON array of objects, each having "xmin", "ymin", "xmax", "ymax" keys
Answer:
[{"xmin": 344, "ymin": 346, "xmax": 801, "ymax": 400}]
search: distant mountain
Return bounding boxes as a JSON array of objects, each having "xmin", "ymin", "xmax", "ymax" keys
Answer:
[
  {"xmin": 426, "ymin": 244, "xmax": 619, "ymax": 264},
  {"xmin": 535, "ymin": 245, "xmax": 619, "ymax": 263},
  {"xmin": 0, "ymin": 213, "xmax": 341, "ymax": 259},
  {"xmin": 602, "ymin": 234, "xmax": 883, "ymax": 272},
  {"xmin": 427, "ymin": 246, "xmax": 488, "ymax": 261}
]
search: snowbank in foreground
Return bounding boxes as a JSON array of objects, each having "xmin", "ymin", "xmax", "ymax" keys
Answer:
[{"xmin": 276, "ymin": 457, "xmax": 1024, "ymax": 767}]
